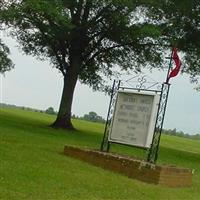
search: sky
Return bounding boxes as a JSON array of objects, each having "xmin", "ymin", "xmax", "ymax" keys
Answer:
[{"xmin": 0, "ymin": 36, "xmax": 200, "ymax": 135}]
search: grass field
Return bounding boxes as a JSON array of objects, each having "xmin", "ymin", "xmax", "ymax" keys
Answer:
[{"xmin": 0, "ymin": 107, "xmax": 200, "ymax": 200}]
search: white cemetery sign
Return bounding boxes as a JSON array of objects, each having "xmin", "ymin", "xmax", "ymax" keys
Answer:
[{"xmin": 108, "ymin": 90, "xmax": 160, "ymax": 148}]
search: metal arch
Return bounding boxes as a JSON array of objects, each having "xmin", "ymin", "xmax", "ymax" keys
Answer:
[
  {"xmin": 100, "ymin": 74, "xmax": 170, "ymax": 164},
  {"xmin": 100, "ymin": 74, "xmax": 164, "ymax": 154},
  {"xmin": 121, "ymin": 74, "xmax": 162, "ymax": 92}
]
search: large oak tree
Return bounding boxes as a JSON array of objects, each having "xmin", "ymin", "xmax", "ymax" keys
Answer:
[{"xmin": 1, "ymin": 0, "xmax": 199, "ymax": 129}]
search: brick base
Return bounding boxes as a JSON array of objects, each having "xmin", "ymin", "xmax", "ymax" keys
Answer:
[{"xmin": 63, "ymin": 146, "xmax": 193, "ymax": 187}]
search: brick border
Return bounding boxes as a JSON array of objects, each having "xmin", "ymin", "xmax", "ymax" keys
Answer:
[{"xmin": 63, "ymin": 146, "xmax": 193, "ymax": 187}]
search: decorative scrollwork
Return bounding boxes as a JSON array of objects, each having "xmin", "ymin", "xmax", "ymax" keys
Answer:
[
  {"xmin": 136, "ymin": 75, "xmax": 147, "ymax": 89},
  {"xmin": 156, "ymin": 84, "xmax": 162, "ymax": 91},
  {"xmin": 122, "ymin": 74, "xmax": 162, "ymax": 91}
]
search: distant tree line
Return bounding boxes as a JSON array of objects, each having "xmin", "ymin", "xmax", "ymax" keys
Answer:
[
  {"xmin": 0, "ymin": 103, "xmax": 44, "ymax": 113},
  {"xmin": 45, "ymin": 108, "xmax": 106, "ymax": 124},
  {"xmin": 163, "ymin": 128, "xmax": 200, "ymax": 140},
  {"xmin": 0, "ymin": 103, "xmax": 57, "ymax": 115},
  {"xmin": 1, "ymin": 103, "xmax": 199, "ymax": 137},
  {"xmin": 45, "ymin": 107, "xmax": 57, "ymax": 115},
  {"xmin": 80, "ymin": 111, "xmax": 106, "ymax": 124},
  {"xmin": 0, "ymin": 103, "xmax": 105, "ymax": 123}
]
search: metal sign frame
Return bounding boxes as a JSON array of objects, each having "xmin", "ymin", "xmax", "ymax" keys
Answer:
[
  {"xmin": 100, "ymin": 49, "xmax": 178, "ymax": 163},
  {"xmin": 100, "ymin": 76, "xmax": 170, "ymax": 163}
]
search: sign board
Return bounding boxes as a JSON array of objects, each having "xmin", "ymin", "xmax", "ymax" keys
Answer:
[{"xmin": 108, "ymin": 90, "xmax": 160, "ymax": 148}]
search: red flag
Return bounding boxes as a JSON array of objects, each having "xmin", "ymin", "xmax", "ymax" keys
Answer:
[{"xmin": 167, "ymin": 48, "xmax": 181, "ymax": 83}]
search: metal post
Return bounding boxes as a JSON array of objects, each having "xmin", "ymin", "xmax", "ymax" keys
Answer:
[
  {"xmin": 154, "ymin": 83, "xmax": 170, "ymax": 161},
  {"xmin": 147, "ymin": 49, "xmax": 173, "ymax": 163},
  {"xmin": 106, "ymin": 80, "xmax": 121, "ymax": 152},
  {"xmin": 100, "ymin": 80, "xmax": 116, "ymax": 151},
  {"xmin": 166, "ymin": 48, "xmax": 174, "ymax": 83}
]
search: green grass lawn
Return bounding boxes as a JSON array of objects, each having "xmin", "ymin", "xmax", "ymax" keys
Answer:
[{"xmin": 0, "ymin": 107, "xmax": 200, "ymax": 200}]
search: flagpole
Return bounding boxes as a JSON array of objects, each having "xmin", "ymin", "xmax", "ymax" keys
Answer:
[
  {"xmin": 154, "ymin": 48, "xmax": 174, "ymax": 162},
  {"xmin": 165, "ymin": 48, "xmax": 174, "ymax": 83},
  {"xmin": 147, "ymin": 48, "xmax": 174, "ymax": 163}
]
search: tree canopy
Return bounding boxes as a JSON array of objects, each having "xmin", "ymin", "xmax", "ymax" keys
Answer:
[
  {"xmin": 0, "ymin": 0, "xmax": 199, "ymax": 129},
  {"xmin": 0, "ymin": 39, "xmax": 14, "ymax": 73},
  {"xmin": 161, "ymin": 0, "xmax": 200, "ymax": 83}
]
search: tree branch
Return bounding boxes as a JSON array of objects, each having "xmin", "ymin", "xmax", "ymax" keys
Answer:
[
  {"xmin": 83, "ymin": 40, "xmax": 168, "ymax": 67},
  {"xmin": 81, "ymin": 0, "xmax": 91, "ymax": 23}
]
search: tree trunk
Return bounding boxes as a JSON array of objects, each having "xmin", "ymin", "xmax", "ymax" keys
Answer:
[{"xmin": 51, "ymin": 61, "xmax": 79, "ymax": 130}]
